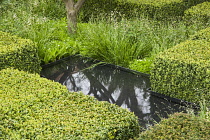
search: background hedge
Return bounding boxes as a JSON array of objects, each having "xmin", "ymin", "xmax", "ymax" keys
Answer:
[
  {"xmin": 0, "ymin": 31, "xmax": 41, "ymax": 73},
  {"xmin": 138, "ymin": 113, "xmax": 210, "ymax": 139},
  {"xmin": 190, "ymin": 27, "xmax": 210, "ymax": 42},
  {"xmin": 1, "ymin": 0, "xmax": 208, "ymax": 21},
  {"xmin": 0, "ymin": 68, "xmax": 140, "ymax": 139},
  {"xmin": 81, "ymin": 0, "xmax": 209, "ymax": 21},
  {"xmin": 184, "ymin": 1, "xmax": 210, "ymax": 24}
]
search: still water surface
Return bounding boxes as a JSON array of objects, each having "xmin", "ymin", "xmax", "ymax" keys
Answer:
[{"xmin": 41, "ymin": 56, "xmax": 187, "ymax": 128}]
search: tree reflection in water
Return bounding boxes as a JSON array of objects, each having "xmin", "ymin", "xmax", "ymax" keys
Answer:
[{"xmin": 41, "ymin": 56, "xmax": 187, "ymax": 129}]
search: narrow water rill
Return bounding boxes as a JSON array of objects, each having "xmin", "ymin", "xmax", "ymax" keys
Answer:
[{"xmin": 41, "ymin": 55, "xmax": 188, "ymax": 129}]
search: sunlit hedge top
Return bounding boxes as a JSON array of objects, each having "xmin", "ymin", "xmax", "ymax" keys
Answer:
[
  {"xmin": 0, "ymin": 31, "xmax": 41, "ymax": 73},
  {"xmin": 184, "ymin": 1, "xmax": 210, "ymax": 17},
  {"xmin": 0, "ymin": 68, "xmax": 140, "ymax": 139},
  {"xmin": 138, "ymin": 113, "xmax": 210, "ymax": 139},
  {"xmin": 190, "ymin": 27, "xmax": 210, "ymax": 42},
  {"xmin": 158, "ymin": 40, "xmax": 210, "ymax": 66},
  {"xmin": 0, "ymin": 31, "xmax": 33, "ymax": 54}
]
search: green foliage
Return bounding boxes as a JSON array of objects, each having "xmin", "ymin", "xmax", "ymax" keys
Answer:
[
  {"xmin": 1, "ymin": 0, "xmax": 209, "ymax": 67},
  {"xmin": 0, "ymin": 31, "xmax": 41, "ymax": 73},
  {"xmin": 1, "ymin": 0, "xmax": 209, "ymax": 68},
  {"xmin": 77, "ymin": 19, "xmax": 149, "ymax": 67},
  {"xmin": 0, "ymin": 13, "xmax": 80, "ymax": 64},
  {"xmin": 27, "ymin": 18, "xmax": 80, "ymax": 64},
  {"xmin": 124, "ymin": 0, "xmax": 184, "ymax": 5},
  {"xmin": 198, "ymin": 98, "xmax": 210, "ymax": 120},
  {"xmin": 122, "ymin": 0, "xmax": 208, "ymax": 6},
  {"xmin": 30, "ymin": 0, "xmax": 66, "ymax": 19},
  {"xmin": 150, "ymin": 40, "xmax": 210, "ymax": 105},
  {"xmin": 184, "ymin": 1, "xmax": 210, "ymax": 24},
  {"xmin": 76, "ymin": 17, "xmax": 205, "ymax": 68},
  {"xmin": 0, "ymin": 68, "xmax": 140, "ymax": 139},
  {"xmin": 116, "ymin": 0, "xmax": 208, "ymax": 20},
  {"xmin": 80, "ymin": 0, "xmax": 119, "ymax": 22},
  {"xmin": 190, "ymin": 27, "xmax": 210, "ymax": 42},
  {"xmin": 184, "ymin": 0, "xmax": 210, "ymax": 6},
  {"xmin": 0, "ymin": 0, "xmax": 65, "ymax": 19},
  {"xmin": 118, "ymin": 0, "xmax": 186, "ymax": 19},
  {"xmin": 138, "ymin": 113, "xmax": 210, "ymax": 139},
  {"xmin": 129, "ymin": 57, "xmax": 153, "ymax": 74},
  {"xmin": 81, "ymin": 0, "xmax": 208, "ymax": 21}
]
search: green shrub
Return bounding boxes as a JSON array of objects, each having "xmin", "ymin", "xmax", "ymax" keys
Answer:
[
  {"xmin": 30, "ymin": 0, "xmax": 66, "ymax": 19},
  {"xmin": 81, "ymin": 0, "xmax": 191, "ymax": 21},
  {"xmin": 138, "ymin": 113, "xmax": 210, "ymax": 139},
  {"xmin": 0, "ymin": 0, "xmax": 66, "ymax": 19},
  {"xmin": 76, "ymin": 17, "xmax": 203, "ymax": 68},
  {"xmin": 81, "ymin": 0, "xmax": 209, "ymax": 21},
  {"xmin": 150, "ymin": 40, "xmax": 210, "ymax": 106},
  {"xmin": 27, "ymin": 18, "xmax": 80, "ymax": 64},
  {"xmin": 77, "ymin": 20, "xmax": 149, "ymax": 67},
  {"xmin": 129, "ymin": 57, "xmax": 153, "ymax": 74},
  {"xmin": 184, "ymin": 0, "xmax": 210, "ymax": 6},
  {"xmin": 184, "ymin": 1, "xmax": 210, "ymax": 24},
  {"xmin": 0, "ymin": 31, "xmax": 41, "ymax": 73},
  {"xmin": 116, "ymin": 0, "xmax": 203, "ymax": 20},
  {"xmin": 0, "ymin": 68, "xmax": 140, "ymax": 139},
  {"xmin": 190, "ymin": 27, "xmax": 210, "ymax": 42},
  {"xmin": 79, "ymin": 0, "xmax": 118, "ymax": 22}
]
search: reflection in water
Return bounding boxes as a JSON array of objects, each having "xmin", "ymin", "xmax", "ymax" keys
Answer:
[{"xmin": 41, "ymin": 56, "xmax": 187, "ymax": 129}]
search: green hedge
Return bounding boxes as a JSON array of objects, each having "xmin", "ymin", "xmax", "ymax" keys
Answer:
[
  {"xmin": 2, "ymin": 0, "xmax": 208, "ymax": 22},
  {"xmin": 82, "ymin": 0, "xmax": 187, "ymax": 20},
  {"xmin": 0, "ymin": 31, "xmax": 41, "ymax": 73},
  {"xmin": 0, "ymin": 0, "xmax": 66, "ymax": 19},
  {"xmin": 118, "ymin": 0, "xmax": 187, "ymax": 19},
  {"xmin": 150, "ymin": 40, "xmax": 210, "ymax": 106},
  {"xmin": 81, "ymin": 0, "xmax": 208, "ymax": 21},
  {"xmin": 79, "ymin": 0, "xmax": 118, "ymax": 22},
  {"xmin": 0, "ymin": 68, "xmax": 140, "ymax": 139},
  {"xmin": 138, "ymin": 113, "xmax": 210, "ymax": 139},
  {"xmin": 184, "ymin": 1, "xmax": 210, "ymax": 23},
  {"xmin": 190, "ymin": 27, "xmax": 210, "ymax": 42},
  {"xmin": 183, "ymin": 0, "xmax": 210, "ymax": 7}
]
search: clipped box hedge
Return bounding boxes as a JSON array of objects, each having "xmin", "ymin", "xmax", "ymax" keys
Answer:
[
  {"xmin": 0, "ymin": 31, "xmax": 41, "ymax": 73},
  {"xmin": 0, "ymin": 68, "xmax": 140, "ymax": 139},
  {"xmin": 81, "ymin": 0, "xmax": 208, "ymax": 21},
  {"xmin": 190, "ymin": 27, "xmax": 210, "ymax": 42},
  {"xmin": 138, "ymin": 113, "xmax": 210, "ymax": 139},
  {"xmin": 118, "ymin": 0, "xmax": 187, "ymax": 19},
  {"xmin": 150, "ymin": 39, "xmax": 210, "ymax": 106},
  {"xmin": 184, "ymin": 1, "xmax": 210, "ymax": 23},
  {"xmin": 79, "ymin": 0, "xmax": 118, "ymax": 22}
]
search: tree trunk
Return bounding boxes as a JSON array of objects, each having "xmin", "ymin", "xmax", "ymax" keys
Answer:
[{"xmin": 63, "ymin": 0, "xmax": 86, "ymax": 34}]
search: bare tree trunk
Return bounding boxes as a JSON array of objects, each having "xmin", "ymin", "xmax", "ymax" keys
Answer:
[{"xmin": 63, "ymin": 0, "xmax": 86, "ymax": 34}]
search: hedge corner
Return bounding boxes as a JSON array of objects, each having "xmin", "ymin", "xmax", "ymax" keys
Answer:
[
  {"xmin": 0, "ymin": 68, "xmax": 140, "ymax": 139},
  {"xmin": 150, "ymin": 40, "xmax": 210, "ymax": 105},
  {"xmin": 138, "ymin": 113, "xmax": 210, "ymax": 139},
  {"xmin": 0, "ymin": 31, "xmax": 41, "ymax": 74}
]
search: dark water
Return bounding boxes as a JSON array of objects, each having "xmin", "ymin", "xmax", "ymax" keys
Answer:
[{"xmin": 41, "ymin": 56, "xmax": 188, "ymax": 129}]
